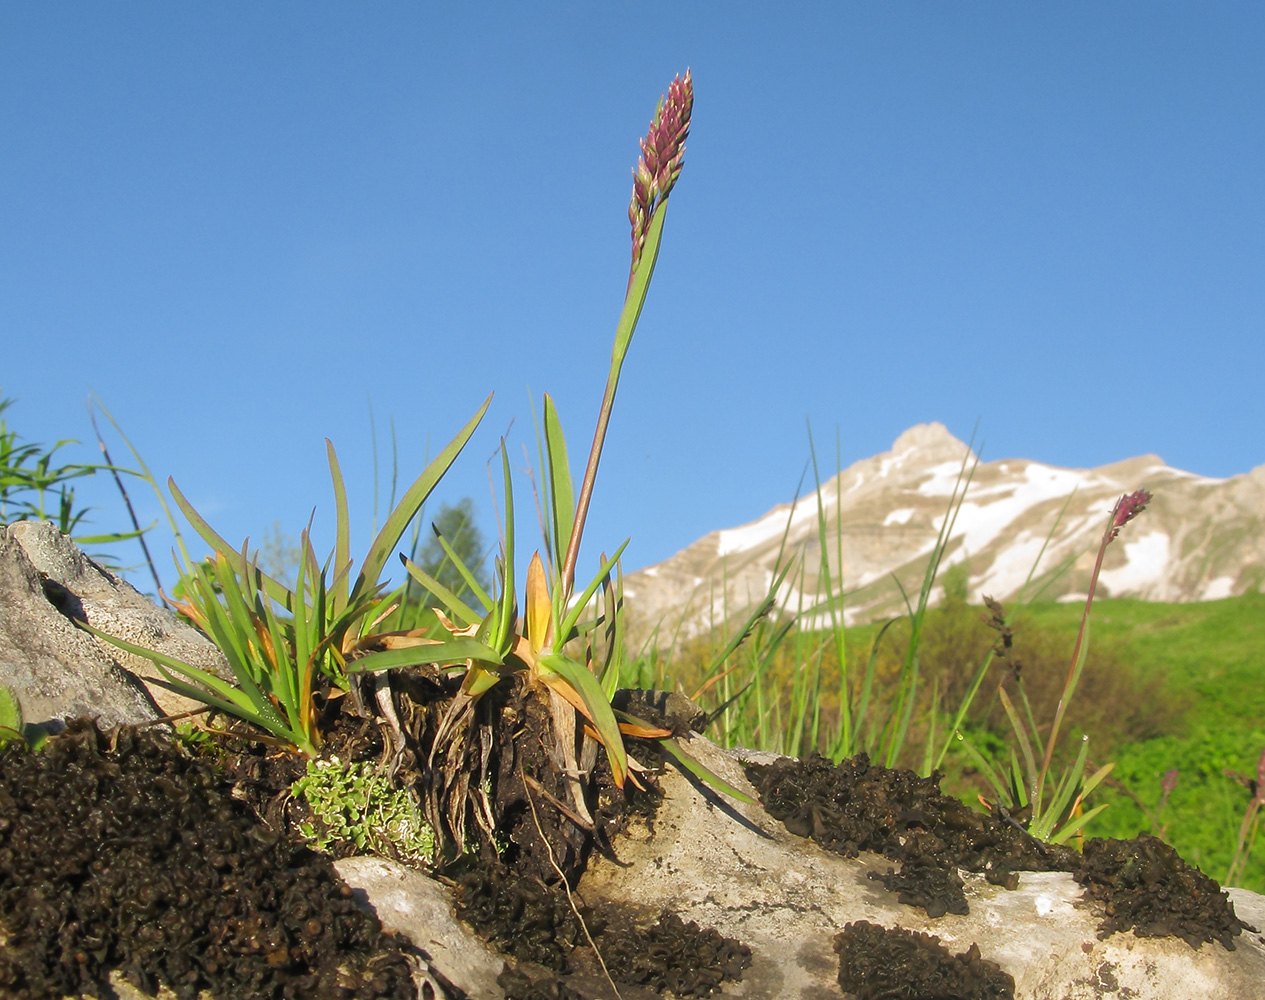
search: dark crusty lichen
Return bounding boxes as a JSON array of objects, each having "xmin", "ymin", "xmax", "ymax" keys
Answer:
[
  {"xmin": 834, "ymin": 920, "xmax": 1015, "ymax": 1000},
  {"xmin": 747, "ymin": 752, "xmax": 1070, "ymax": 919},
  {"xmin": 870, "ymin": 860, "xmax": 970, "ymax": 918},
  {"xmin": 497, "ymin": 963, "xmax": 590, "ymax": 1000},
  {"xmin": 1075, "ymin": 834, "xmax": 1250, "ymax": 950},
  {"xmin": 0, "ymin": 718, "xmax": 416, "ymax": 1000},
  {"xmin": 455, "ymin": 862, "xmax": 589, "ymax": 972},
  {"xmin": 599, "ymin": 910, "xmax": 751, "ymax": 997},
  {"xmin": 456, "ymin": 861, "xmax": 749, "ymax": 997}
]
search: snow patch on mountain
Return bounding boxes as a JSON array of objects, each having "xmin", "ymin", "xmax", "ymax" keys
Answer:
[
  {"xmin": 1098, "ymin": 531, "xmax": 1171, "ymax": 596},
  {"xmin": 1203, "ymin": 576, "xmax": 1236, "ymax": 600},
  {"xmin": 717, "ymin": 502, "xmax": 815, "ymax": 557}
]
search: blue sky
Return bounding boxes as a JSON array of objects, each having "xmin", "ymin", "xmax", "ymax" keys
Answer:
[{"xmin": 3, "ymin": 4, "xmax": 1263, "ymax": 591}]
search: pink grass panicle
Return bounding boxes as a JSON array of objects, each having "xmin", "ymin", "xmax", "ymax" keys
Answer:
[
  {"xmin": 1110, "ymin": 488, "xmax": 1153, "ymax": 541},
  {"xmin": 629, "ymin": 69, "xmax": 693, "ymax": 269}
]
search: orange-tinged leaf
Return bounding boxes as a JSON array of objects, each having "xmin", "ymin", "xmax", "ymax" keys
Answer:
[
  {"xmin": 510, "ymin": 634, "xmax": 538, "ymax": 673},
  {"xmin": 617, "ymin": 722, "xmax": 673, "ymax": 739},
  {"xmin": 433, "ymin": 610, "xmax": 480, "ymax": 638},
  {"xmin": 252, "ymin": 618, "xmax": 278, "ymax": 670},
  {"xmin": 525, "ymin": 551, "xmax": 552, "ymax": 655},
  {"xmin": 539, "ymin": 662, "xmax": 627, "ymax": 789},
  {"xmin": 363, "ymin": 631, "xmax": 439, "ymax": 651}
]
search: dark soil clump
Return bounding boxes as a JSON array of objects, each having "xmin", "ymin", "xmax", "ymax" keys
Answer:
[
  {"xmin": 747, "ymin": 752, "xmax": 1253, "ymax": 951},
  {"xmin": 1075, "ymin": 834, "xmax": 1252, "ymax": 950},
  {"xmin": 834, "ymin": 920, "xmax": 1015, "ymax": 1000},
  {"xmin": 455, "ymin": 861, "xmax": 749, "ymax": 998},
  {"xmin": 0, "ymin": 718, "xmax": 417, "ymax": 1000}
]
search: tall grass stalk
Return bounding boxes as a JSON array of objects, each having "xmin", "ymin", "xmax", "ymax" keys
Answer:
[
  {"xmin": 1225, "ymin": 745, "xmax": 1265, "ymax": 886},
  {"xmin": 1033, "ymin": 489, "xmax": 1151, "ymax": 818}
]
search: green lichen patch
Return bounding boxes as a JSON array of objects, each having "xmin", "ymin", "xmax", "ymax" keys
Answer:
[{"xmin": 291, "ymin": 756, "xmax": 433, "ymax": 867}]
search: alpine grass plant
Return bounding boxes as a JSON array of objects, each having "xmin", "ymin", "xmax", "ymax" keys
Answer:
[
  {"xmin": 399, "ymin": 68, "xmax": 752, "ymax": 811},
  {"xmin": 665, "ymin": 428, "xmax": 989, "ymax": 772},
  {"xmin": 88, "ymin": 71, "xmax": 751, "ymax": 871},
  {"xmin": 958, "ymin": 488, "xmax": 1152, "ymax": 844},
  {"xmin": 648, "ymin": 437, "xmax": 1131, "ymax": 844}
]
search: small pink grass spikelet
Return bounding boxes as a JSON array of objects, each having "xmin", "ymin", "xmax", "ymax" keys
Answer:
[
  {"xmin": 629, "ymin": 69, "xmax": 693, "ymax": 269},
  {"xmin": 1110, "ymin": 488, "xmax": 1153, "ymax": 541}
]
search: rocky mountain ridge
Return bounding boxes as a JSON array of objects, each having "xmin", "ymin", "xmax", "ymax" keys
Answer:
[{"xmin": 623, "ymin": 423, "xmax": 1265, "ymax": 639}]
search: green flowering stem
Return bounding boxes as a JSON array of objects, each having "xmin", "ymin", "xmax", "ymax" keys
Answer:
[
  {"xmin": 559, "ymin": 71, "xmax": 691, "ymax": 600},
  {"xmin": 1034, "ymin": 488, "xmax": 1152, "ymax": 818}
]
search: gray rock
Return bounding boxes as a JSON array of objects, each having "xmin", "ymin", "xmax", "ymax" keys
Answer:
[
  {"xmin": 0, "ymin": 527, "xmax": 159, "ymax": 729},
  {"xmin": 337, "ymin": 855, "xmax": 507, "ymax": 999},
  {"xmin": 578, "ymin": 735, "xmax": 1265, "ymax": 999},
  {"xmin": 1, "ymin": 521, "xmax": 232, "ymax": 723}
]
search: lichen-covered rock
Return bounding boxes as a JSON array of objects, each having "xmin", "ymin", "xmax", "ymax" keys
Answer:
[
  {"xmin": 5, "ymin": 521, "xmax": 232, "ymax": 720},
  {"xmin": 0, "ymin": 528, "xmax": 158, "ymax": 730},
  {"xmin": 579, "ymin": 735, "xmax": 1265, "ymax": 999}
]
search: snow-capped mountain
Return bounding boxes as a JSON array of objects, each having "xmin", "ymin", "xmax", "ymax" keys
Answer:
[{"xmin": 622, "ymin": 423, "xmax": 1265, "ymax": 639}]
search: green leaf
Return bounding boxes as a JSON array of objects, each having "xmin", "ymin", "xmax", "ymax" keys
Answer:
[
  {"xmin": 346, "ymin": 638, "xmax": 505, "ymax": 674},
  {"xmin": 1049, "ymin": 802, "xmax": 1111, "ymax": 845},
  {"xmin": 598, "ymin": 564, "xmax": 623, "ymax": 702},
  {"xmin": 557, "ymin": 540, "xmax": 630, "ymax": 646},
  {"xmin": 0, "ymin": 686, "xmax": 22, "ymax": 734},
  {"xmin": 430, "ymin": 527, "xmax": 494, "ymax": 611},
  {"xmin": 543, "ymin": 393, "xmax": 574, "ymax": 575},
  {"xmin": 168, "ymin": 479, "xmax": 293, "ymax": 606},
  {"xmin": 326, "ymin": 439, "xmax": 352, "ymax": 619},
  {"xmin": 537, "ymin": 651, "xmax": 627, "ymax": 787},
  {"xmin": 1032, "ymin": 737, "xmax": 1093, "ymax": 841},
  {"xmin": 998, "ymin": 685, "xmax": 1038, "ymax": 794},
  {"xmin": 612, "ymin": 202, "xmax": 668, "ymax": 368},
  {"xmin": 351, "ymin": 394, "xmax": 491, "ymax": 611},
  {"xmin": 852, "ymin": 617, "xmax": 898, "ymax": 755},
  {"xmin": 701, "ymin": 561, "xmax": 792, "ymax": 684},
  {"xmin": 657, "ymin": 736, "xmax": 755, "ymax": 804},
  {"xmin": 494, "ymin": 443, "xmax": 515, "ymax": 654},
  {"xmin": 400, "ymin": 555, "xmax": 480, "ymax": 625},
  {"xmin": 81, "ymin": 621, "xmax": 297, "ymax": 744},
  {"xmin": 1064, "ymin": 617, "xmax": 1092, "ymax": 706},
  {"xmin": 954, "ymin": 731, "xmax": 1010, "ymax": 805}
]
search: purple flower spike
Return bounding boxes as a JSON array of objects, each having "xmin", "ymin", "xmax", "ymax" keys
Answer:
[
  {"xmin": 629, "ymin": 69, "xmax": 693, "ymax": 268},
  {"xmin": 1110, "ymin": 488, "xmax": 1153, "ymax": 541},
  {"xmin": 1162, "ymin": 769, "xmax": 1180, "ymax": 798}
]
